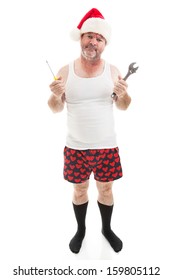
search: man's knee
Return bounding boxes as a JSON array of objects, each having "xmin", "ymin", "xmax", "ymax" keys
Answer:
[
  {"xmin": 97, "ymin": 182, "xmax": 112, "ymax": 193},
  {"xmin": 96, "ymin": 181, "xmax": 114, "ymax": 205},
  {"xmin": 73, "ymin": 181, "xmax": 89, "ymax": 203}
]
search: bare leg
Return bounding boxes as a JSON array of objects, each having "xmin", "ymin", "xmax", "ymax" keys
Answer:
[
  {"xmin": 73, "ymin": 180, "xmax": 89, "ymax": 205},
  {"xmin": 96, "ymin": 181, "xmax": 114, "ymax": 206}
]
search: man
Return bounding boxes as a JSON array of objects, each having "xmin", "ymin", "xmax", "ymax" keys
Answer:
[{"xmin": 48, "ymin": 8, "xmax": 131, "ymax": 254}]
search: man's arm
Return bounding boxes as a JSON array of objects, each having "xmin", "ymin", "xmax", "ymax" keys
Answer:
[
  {"xmin": 113, "ymin": 76, "xmax": 131, "ymax": 110},
  {"xmin": 110, "ymin": 65, "xmax": 131, "ymax": 110},
  {"xmin": 48, "ymin": 65, "xmax": 68, "ymax": 113},
  {"xmin": 48, "ymin": 91, "xmax": 65, "ymax": 113}
]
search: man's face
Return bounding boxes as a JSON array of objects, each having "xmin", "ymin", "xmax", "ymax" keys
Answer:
[{"xmin": 80, "ymin": 32, "xmax": 106, "ymax": 61}]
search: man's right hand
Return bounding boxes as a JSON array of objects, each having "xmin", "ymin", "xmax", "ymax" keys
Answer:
[{"xmin": 49, "ymin": 76, "xmax": 65, "ymax": 98}]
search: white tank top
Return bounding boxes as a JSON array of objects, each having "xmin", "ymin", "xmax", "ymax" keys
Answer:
[{"xmin": 65, "ymin": 61, "xmax": 117, "ymax": 150}]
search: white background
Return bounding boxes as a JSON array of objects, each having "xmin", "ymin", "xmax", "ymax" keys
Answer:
[{"xmin": 0, "ymin": 0, "xmax": 173, "ymax": 279}]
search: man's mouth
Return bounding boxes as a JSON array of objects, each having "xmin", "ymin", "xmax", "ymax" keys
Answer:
[{"xmin": 86, "ymin": 45, "xmax": 97, "ymax": 51}]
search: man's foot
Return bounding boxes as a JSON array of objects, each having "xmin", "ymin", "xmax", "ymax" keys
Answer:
[
  {"xmin": 102, "ymin": 228, "xmax": 123, "ymax": 252},
  {"xmin": 69, "ymin": 230, "xmax": 85, "ymax": 253}
]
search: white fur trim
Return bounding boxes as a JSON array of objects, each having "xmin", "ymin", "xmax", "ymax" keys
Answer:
[
  {"xmin": 70, "ymin": 27, "xmax": 81, "ymax": 41},
  {"xmin": 70, "ymin": 18, "xmax": 111, "ymax": 44},
  {"xmin": 81, "ymin": 18, "xmax": 111, "ymax": 43}
]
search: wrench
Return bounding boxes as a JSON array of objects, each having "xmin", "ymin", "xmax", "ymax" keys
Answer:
[{"xmin": 111, "ymin": 62, "xmax": 139, "ymax": 98}]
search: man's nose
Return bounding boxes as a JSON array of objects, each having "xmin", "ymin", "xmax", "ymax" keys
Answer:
[{"xmin": 89, "ymin": 37, "xmax": 97, "ymax": 45}]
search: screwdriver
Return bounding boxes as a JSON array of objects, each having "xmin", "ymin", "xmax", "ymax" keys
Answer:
[{"xmin": 46, "ymin": 60, "xmax": 58, "ymax": 80}]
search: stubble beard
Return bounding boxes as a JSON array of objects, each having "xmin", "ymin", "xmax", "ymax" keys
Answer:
[{"xmin": 81, "ymin": 45, "xmax": 100, "ymax": 61}]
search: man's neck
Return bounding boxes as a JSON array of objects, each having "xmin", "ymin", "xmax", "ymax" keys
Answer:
[
  {"xmin": 75, "ymin": 56, "xmax": 104, "ymax": 78},
  {"xmin": 80, "ymin": 54, "xmax": 102, "ymax": 67}
]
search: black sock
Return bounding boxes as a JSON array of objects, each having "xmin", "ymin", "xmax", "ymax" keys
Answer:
[
  {"xmin": 98, "ymin": 201, "xmax": 123, "ymax": 253},
  {"xmin": 69, "ymin": 201, "xmax": 88, "ymax": 253}
]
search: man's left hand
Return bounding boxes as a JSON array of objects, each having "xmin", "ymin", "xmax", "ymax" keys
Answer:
[{"xmin": 113, "ymin": 76, "xmax": 128, "ymax": 99}]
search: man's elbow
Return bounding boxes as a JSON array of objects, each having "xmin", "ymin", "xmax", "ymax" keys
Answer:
[
  {"xmin": 116, "ymin": 96, "xmax": 131, "ymax": 110},
  {"xmin": 124, "ymin": 96, "xmax": 132, "ymax": 110},
  {"xmin": 47, "ymin": 99, "xmax": 62, "ymax": 113}
]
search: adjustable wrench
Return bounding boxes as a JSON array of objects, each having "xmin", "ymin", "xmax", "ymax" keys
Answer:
[{"xmin": 111, "ymin": 62, "xmax": 139, "ymax": 98}]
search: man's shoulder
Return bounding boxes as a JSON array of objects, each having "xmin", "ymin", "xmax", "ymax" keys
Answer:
[
  {"xmin": 57, "ymin": 64, "xmax": 69, "ymax": 83},
  {"xmin": 109, "ymin": 64, "xmax": 120, "ymax": 82},
  {"xmin": 109, "ymin": 64, "xmax": 120, "ymax": 75}
]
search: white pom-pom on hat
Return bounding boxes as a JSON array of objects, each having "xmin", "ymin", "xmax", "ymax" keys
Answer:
[{"xmin": 70, "ymin": 8, "xmax": 111, "ymax": 44}]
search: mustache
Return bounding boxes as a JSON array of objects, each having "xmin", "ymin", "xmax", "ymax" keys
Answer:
[{"xmin": 85, "ymin": 44, "xmax": 97, "ymax": 51}]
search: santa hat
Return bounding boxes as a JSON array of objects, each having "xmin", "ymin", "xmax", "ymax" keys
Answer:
[{"xmin": 70, "ymin": 8, "xmax": 111, "ymax": 44}]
